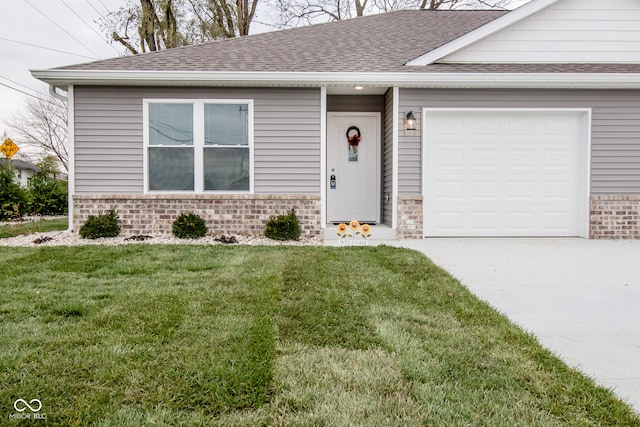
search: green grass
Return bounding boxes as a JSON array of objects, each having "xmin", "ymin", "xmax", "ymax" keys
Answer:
[
  {"xmin": 0, "ymin": 245, "xmax": 638, "ymax": 426},
  {"xmin": 0, "ymin": 217, "xmax": 68, "ymax": 238}
]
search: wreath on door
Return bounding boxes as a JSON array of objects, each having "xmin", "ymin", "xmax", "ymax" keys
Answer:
[{"xmin": 346, "ymin": 126, "xmax": 361, "ymax": 153}]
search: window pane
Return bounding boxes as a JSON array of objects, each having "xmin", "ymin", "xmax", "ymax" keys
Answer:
[
  {"xmin": 204, "ymin": 104, "xmax": 248, "ymax": 146},
  {"xmin": 204, "ymin": 147, "xmax": 249, "ymax": 191},
  {"xmin": 149, "ymin": 103, "xmax": 193, "ymax": 146},
  {"xmin": 149, "ymin": 147, "xmax": 194, "ymax": 191}
]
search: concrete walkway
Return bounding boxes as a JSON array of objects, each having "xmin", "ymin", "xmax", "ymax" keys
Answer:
[{"xmin": 393, "ymin": 238, "xmax": 640, "ymax": 413}]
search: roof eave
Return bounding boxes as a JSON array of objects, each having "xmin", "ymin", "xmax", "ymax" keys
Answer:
[{"xmin": 30, "ymin": 69, "xmax": 640, "ymax": 90}]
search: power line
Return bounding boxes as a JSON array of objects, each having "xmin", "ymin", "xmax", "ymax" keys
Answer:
[
  {"xmin": 59, "ymin": 0, "xmax": 120, "ymax": 54},
  {"xmin": 0, "ymin": 37, "xmax": 96, "ymax": 60},
  {"xmin": 84, "ymin": 0, "xmax": 107, "ymax": 20},
  {"xmin": 95, "ymin": 0, "xmax": 111, "ymax": 14},
  {"xmin": 22, "ymin": 0, "xmax": 100, "ymax": 58},
  {"xmin": 0, "ymin": 75, "xmax": 42, "ymax": 96},
  {"xmin": 0, "ymin": 81, "xmax": 56, "ymax": 105}
]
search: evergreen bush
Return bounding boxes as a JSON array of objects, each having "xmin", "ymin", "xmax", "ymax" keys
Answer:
[
  {"xmin": 264, "ymin": 208, "xmax": 301, "ymax": 241},
  {"xmin": 29, "ymin": 162, "xmax": 68, "ymax": 216},
  {"xmin": 172, "ymin": 212, "xmax": 208, "ymax": 239},
  {"xmin": 0, "ymin": 160, "xmax": 30, "ymax": 220},
  {"xmin": 78, "ymin": 210, "xmax": 121, "ymax": 239}
]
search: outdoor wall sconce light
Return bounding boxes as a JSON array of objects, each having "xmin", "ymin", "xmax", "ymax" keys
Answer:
[{"xmin": 405, "ymin": 111, "xmax": 416, "ymax": 130}]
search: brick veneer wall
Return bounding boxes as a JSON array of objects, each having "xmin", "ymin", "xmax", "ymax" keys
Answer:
[
  {"xmin": 73, "ymin": 194, "xmax": 322, "ymax": 237},
  {"xmin": 397, "ymin": 195, "xmax": 423, "ymax": 239},
  {"xmin": 590, "ymin": 195, "xmax": 640, "ymax": 239}
]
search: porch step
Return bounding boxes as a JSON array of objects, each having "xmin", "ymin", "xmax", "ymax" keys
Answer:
[{"xmin": 323, "ymin": 223, "xmax": 398, "ymax": 241}]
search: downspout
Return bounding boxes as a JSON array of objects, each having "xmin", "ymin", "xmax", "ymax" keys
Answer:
[{"xmin": 48, "ymin": 84, "xmax": 73, "ymax": 232}]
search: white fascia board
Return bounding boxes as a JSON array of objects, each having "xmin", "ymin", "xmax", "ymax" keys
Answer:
[
  {"xmin": 406, "ymin": 0, "xmax": 562, "ymax": 67},
  {"xmin": 30, "ymin": 69, "xmax": 640, "ymax": 89}
]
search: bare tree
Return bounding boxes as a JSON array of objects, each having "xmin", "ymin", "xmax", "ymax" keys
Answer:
[
  {"xmin": 104, "ymin": 0, "xmax": 260, "ymax": 54},
  {"xmin": 9, "ymin": 95, "xmax": 68, "ymax": 172},
  {"xmin": 107, "ymin": 0, "xmax": 188, "ymax": 54},
  {"xmin": 275, "ymin": 0, "xmax": 513, "ymax": 27}
]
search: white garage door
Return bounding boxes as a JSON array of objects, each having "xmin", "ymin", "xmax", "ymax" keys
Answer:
[{"xmin": 423, "ymin": 109, "xmax": 588, "ymax": 237}]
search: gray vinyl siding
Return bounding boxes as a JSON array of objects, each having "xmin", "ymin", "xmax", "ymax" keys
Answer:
[
  {"xmin": 74, "ymin": 86, "xmax": 321, "ymax": 194},
  {"xmin": 383, "ymin": 89, "xmax": 394, "ymax": 227},
  {"xmin": 399, "ymin": 88, "xmax": 640, "ymax": 195}
]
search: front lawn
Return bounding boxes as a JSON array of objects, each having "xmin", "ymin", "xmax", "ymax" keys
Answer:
[
  {"xmin": 0, "ymin": 245, "xmax": 637, "ymax": 426},
  {"xmin": 0, "ymin": 217, "xmax": 68, "ymax": 238}
]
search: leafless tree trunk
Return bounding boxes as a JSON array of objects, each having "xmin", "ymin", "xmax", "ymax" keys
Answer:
[{"xmin": 104, "ymin": 0, "xmax": 260, "ymax": 54}]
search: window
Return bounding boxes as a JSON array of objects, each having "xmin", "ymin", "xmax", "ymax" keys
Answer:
[{"xmin": 145, "ymin": 100, "xmax": 253, "ymax": 193}]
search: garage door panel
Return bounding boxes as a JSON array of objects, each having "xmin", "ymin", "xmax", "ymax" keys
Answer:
[
  {"xmin": 542, "ymin": 180, "xmax": 572, "ymax": 200},
  {"xmin": 506, "ymin": 212, "xmax": 535, "ymax": 231},
  {"xmin": 543, "ymin": 150, "xmax": 575, "ymax": 169},
  {"xmin": 436, "ymin": 181, "xmax": 465, "ymax": 200},
  {"xmin": 470, "ymin": 181, "xmax": 499, "ymax": 200},
  {"xmin": 474, "ymin": 117, "xmax": 502, "ymax": 135},
  {"xmin": 437, "ymin": 117, "xmax": 465, "ymax": 135},
  {"xmin": 473, "ymin": 150, "xmax": 500, "ymax": 167},
  {"xmin": 542, "ymin": 211, "xmax": 573, "ymax": 231},
  {"xmin": 471, "ymin": 212, "xmax": 500, "ymax": 231},
  {"xmin": 507, "ymin": 150, "xmax": 535, "ymax": 168},
  {"xmin": 424, "ymin": 110, "xmax": 587, "ymax": 237},
  {"xmin": 543, "ymin": 115, "xmax": 580, "ymax": 136},
  {"xmin": 508, "ymin": 118, "xmax": 535, "ymax": 136},
  {"xmin": 437, "ymin": 150, "xmax": 464, "ymax": 168},
  {"xmin": 434, "ymin": 212, "xmax": 465, "ymax": 232},
  {"xmin": 507, "ymin": 181, "xmax": 535, "ymax": 200}
]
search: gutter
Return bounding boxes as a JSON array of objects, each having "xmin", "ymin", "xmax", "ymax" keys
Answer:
[
  {"xmin": 31, "ymin": 69, "xmax": 640, "ymax": 90},
  {"xmin": 48, "ymin": 85, "xmax": 68, "ymax": 102}
]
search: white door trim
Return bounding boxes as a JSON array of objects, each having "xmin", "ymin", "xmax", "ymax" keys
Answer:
[
  {"xmin": 422, "ymin": 107, "xmax": 591, "ymax": 238},
  {"xmin": 392, "ymin": 87, "xmax": 400, "ymax": 229},
  {"xmin": 326, "ymin": 111, "xmax": 381, "ymax": 224},
  {"xmin": 320, "ymin": 87, "xmax": 327, "ymax": 228}
]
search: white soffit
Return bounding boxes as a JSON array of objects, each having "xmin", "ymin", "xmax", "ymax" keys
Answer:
[
  {"xmin": 30, "ymin": 69, "xmax": 640, "ymax": 90},
  {"xmin": 406, "ymin": 0, "xmax": 562, "ymax": 66}
]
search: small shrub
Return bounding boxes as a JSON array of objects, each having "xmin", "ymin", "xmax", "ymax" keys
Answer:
[
  {"xmin": 172, "ymin": 212, "xmax": 208, "ymax": 239},
  {"xmin": 264, "ymin": 208, "xmax": 301, "ymax": 241},
  {"xmin": 78, "ymin": 210, "xmax": 121, "ymax": 239}
]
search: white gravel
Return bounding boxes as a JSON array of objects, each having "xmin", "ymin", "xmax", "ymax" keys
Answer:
[
  {"xmin": 0, "ymin": 229, "xmax": 324, "ymax": 247},
  {"xmin": 1, "ymin": 216, "xmax": 324, "ymax": 247}
]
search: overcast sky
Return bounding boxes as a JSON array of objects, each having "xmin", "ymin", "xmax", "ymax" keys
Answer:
[
  {"xmin": 1, "ymin": 0, "xmax": 127, "ymax": 144},
  {"xmin": 1, "ymin": 0, "xmax": 532, "ymax": 158}
]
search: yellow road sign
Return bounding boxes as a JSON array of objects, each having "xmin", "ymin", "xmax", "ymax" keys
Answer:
[{"xmin": 1, "ymin": 138, "xmax": 19, "ymax": 159}]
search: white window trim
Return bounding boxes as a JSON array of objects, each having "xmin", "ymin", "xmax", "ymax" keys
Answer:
[{"xmin": 143, "ymin": 98, "xmax": 254, "ymax": 194}]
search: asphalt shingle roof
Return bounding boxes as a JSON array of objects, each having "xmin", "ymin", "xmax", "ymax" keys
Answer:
[
  {"xmin": 54, "ymin": 9, "xmax": 640, "ymax": 75},
  {"xmin": 57, "ymin": 10, "xmax": 508, "ymax": 73}
]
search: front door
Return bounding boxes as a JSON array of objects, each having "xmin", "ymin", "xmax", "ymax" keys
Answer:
[{"xmin": 327, "ymin": 112, "xmax": 380, "ymax": 223}]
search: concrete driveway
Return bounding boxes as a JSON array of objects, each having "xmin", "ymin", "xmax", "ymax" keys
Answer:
[{"xmin": 394, "ymin": 238, "xmax": 640, "ymax": 413}]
